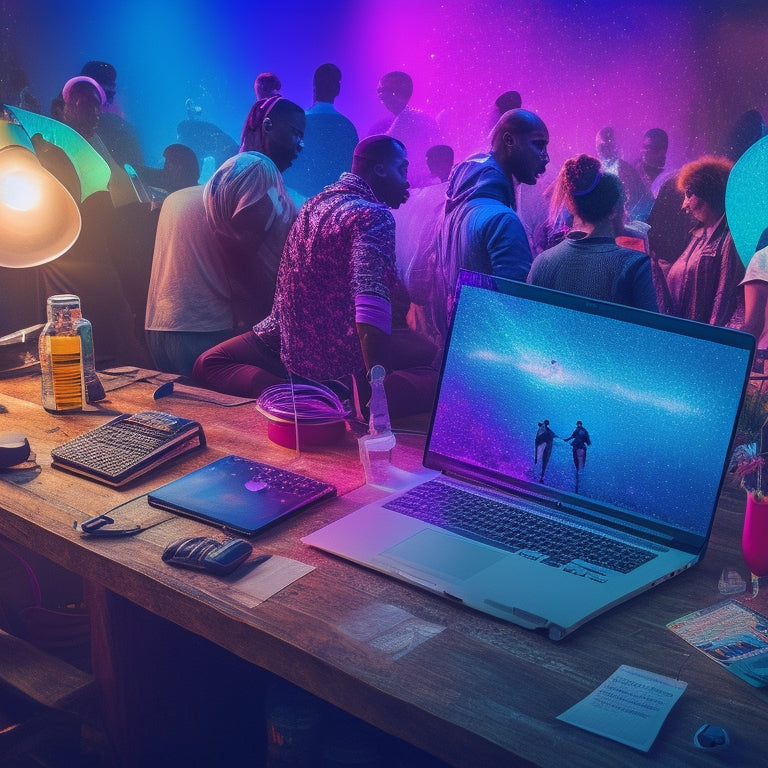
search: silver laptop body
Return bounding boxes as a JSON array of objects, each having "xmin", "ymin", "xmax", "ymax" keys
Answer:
[{"xmin": 304, "ymin": 271, "xmax": 754, "ymax": 639}]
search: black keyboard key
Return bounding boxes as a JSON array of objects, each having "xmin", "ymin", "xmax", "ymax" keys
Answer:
[{"xmin": 384, "ymin": 480, "xmax": 658, "ymax": 575}]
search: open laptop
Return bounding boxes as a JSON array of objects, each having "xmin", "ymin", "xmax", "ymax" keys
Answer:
[{"xmin": 303, "ymin": 270, "xmax": 754, "ymax": 639}]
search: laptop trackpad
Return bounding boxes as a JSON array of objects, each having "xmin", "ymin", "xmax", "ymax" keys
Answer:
[{"xmin": 378, "ymin": 529, "xmax": 506, "ymax": 582}]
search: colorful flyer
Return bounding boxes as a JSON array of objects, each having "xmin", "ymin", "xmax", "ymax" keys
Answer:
[{"xmin": 667, "ymin": 599, "xmax": 768, "ymax": 686}]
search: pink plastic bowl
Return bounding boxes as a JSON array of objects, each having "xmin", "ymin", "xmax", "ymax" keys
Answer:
[{"xmin": 264, "ymin": 417, "xmax": 347, "ymax": 449}]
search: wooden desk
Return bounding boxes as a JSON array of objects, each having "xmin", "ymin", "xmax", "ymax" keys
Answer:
[{"xmin": 1, "ymin": 374, "xmax": 767, "ymax": 767}]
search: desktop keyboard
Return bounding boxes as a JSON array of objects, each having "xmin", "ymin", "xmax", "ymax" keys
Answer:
[
  {"xmin": 50, "ymin": 411, "xmax": 206, "ymax": 487},
  {"xmin": 53, "ymin": 419, "xmax": 177, "ymax": 477},
  {"xmin": 383, "ymin": 480, "xmax": 659, "ymax": 574}
]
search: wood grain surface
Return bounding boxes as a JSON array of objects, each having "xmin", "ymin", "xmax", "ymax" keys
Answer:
[{"xmin": 1, "ymin": 373, "xmax": 766, "ymax": 767}]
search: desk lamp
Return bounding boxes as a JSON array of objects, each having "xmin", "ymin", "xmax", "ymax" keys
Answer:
[
  {"xmin": 4, "ymin": 106, "xmax": 111, "ymax": 203},
  {"xmin": 0, "ymin": 117, "xmax": 83, "ymax": 375},
  {"xmin": 0, "ymin": 120, "xmax": 81, "ymax": 268}
]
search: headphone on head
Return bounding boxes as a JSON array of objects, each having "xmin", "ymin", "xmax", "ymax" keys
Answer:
[
  {"xmin": 241, "ymin": 95, "xmax": 282, "ymax": 152},
  {"xmin": 259, "ymin": 95, "xmax": 282, "ymax": 134}
]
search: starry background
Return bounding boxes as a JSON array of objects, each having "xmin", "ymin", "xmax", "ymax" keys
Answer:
[
  {"xmin": 429, "ymin": 285, "xmax": 751, "ymax": 537},
  {"xmin": 3, "ymin": 0, "xmax": 768, "ymax": 182}
]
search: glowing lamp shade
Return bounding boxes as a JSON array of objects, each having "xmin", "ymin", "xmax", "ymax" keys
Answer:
[{"xmin": 0, "ymin": 143, "xmax": 81, "ymax": 268}]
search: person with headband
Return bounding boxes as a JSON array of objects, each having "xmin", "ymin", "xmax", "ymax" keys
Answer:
[
  {"xmin": 61, "ymin": 76, "xmax": 107, "ymax": 137},
  {"xmin": 59, "ymin": 75, "xmax": 141, "ymax": 209},
  {"xmin": 193, "ymin": 135, "xmax": 439, "ymax": 420},
  {"xmin": 239, "ymin": 96, "xmax": 306, "ymax": 172},
  {"xmin": 145, "ymin": 98, "xmax": 304, "ymax": 377},
  {"xmin": 527, "ymin": 154, "xmax": 657, "ymax": 311}
]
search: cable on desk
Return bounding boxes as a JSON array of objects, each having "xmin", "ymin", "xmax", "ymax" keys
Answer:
[{"xmin": 256, "ymin": 382, "xmax": 351, "ymax": 423}]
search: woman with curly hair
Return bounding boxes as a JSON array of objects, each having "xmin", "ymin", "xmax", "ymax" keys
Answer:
[
  {"xmin": 651, "ymin": 155, "xmax": 744, "ymax": 326},
  {"xmin": 527, "ymin": 153, "xmax": 657, "ymax": 310}
]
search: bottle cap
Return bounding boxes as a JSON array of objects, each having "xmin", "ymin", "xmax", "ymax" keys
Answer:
[{"xmin": 47, "ymin": 294, "xmax": 81, "ymax": 310}]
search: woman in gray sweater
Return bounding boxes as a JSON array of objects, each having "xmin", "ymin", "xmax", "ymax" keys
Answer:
[{"xmin": 528, "ymin": 154, "xmax": 658, "ymax": 311}]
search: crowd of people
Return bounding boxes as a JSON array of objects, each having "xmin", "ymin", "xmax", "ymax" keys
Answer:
[{"xmin": 2, "ymin": 58, "xmax": 767, "ymax": 418}]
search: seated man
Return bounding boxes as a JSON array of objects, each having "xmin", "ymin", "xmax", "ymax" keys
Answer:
[
  {"xmin": 145, "ymin": 98, "xmax": 306, "ymax": 377},
  {"xmin": 193, "ymin": 136, "xmax": 438, "ymax": 419}
]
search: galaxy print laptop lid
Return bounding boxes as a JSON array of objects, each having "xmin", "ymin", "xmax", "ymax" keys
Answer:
[{"xmin": 304, "ymin": 270, "xmax": 754, "ymax": 639}]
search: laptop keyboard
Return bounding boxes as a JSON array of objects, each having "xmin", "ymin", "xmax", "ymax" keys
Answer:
[
  {"xmin": 245, "ymin": 461, "xmax": 335, "ymax": 498},
  {"xmin": 383, "ymin": 480, "xmax": 659, "ymax": 577}
]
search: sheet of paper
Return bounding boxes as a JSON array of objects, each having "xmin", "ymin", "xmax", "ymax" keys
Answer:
[
  {"xmin": 171, "ymin": 555, "xmax": 314, "ymax": 608},
  {"xmin": 557, "ymin": 665, "xmax": 687, "ymax": 752},
  {"xmin": 227, "ymin": 556, "xmax": 314, "ymax": 607}
]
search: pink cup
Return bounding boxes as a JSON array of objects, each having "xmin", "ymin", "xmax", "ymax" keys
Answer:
[{"xmin": 742, "ymin": 494, "xmax": 768, "ymax": 577}]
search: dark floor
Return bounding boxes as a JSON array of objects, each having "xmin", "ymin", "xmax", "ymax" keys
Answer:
[{"xmin": 1, "ymin": 705, "xmax": 451, "ymax": 768}]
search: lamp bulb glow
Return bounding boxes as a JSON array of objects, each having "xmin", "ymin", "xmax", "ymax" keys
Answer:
[
  {"xmin": 0, "ymin": 134, "xmax": 81, "ymax": 267},
  {"xmin": 0, "ymin": 170, "xmax": 42, "ymax": 211}
]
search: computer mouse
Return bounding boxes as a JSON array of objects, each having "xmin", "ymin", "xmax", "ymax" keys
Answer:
[
  {"xmin": 162, "ymin": 536, "xmax": 254, "ymax": 575},
  {"xmin": 0, "ymin": 432, "xmax": 31, "ymax": 468}
]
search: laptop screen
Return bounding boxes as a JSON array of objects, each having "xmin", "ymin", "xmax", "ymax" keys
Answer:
[{"xmin": 425, "ymin": 271, "xmax": 753, "ymax": 543}]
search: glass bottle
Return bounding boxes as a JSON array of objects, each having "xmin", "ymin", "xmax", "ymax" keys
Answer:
[
  {"xmin": 358, "ymin": 364, "xmax": 398, "ymax": 487},
  {"xmin": 39, "ymin": 294, "xmax": 85, "ymax": 413},
  {"xmin": 71, "ymin": 302, "xmax": 105, "ymax": 403}
]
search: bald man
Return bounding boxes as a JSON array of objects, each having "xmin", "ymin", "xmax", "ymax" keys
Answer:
[{"xmin": 428, "ymin": 108, "xmax": 550, "ymax": 338}]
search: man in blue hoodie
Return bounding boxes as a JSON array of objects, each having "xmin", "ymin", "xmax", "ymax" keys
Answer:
[{"xmin": 431, "ymin": 109, "xmax": 549, "ymax": 337}]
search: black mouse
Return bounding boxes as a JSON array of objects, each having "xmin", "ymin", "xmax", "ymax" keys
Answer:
[
  {"xmin": 162, "ymin": 536, "xmax": 253, "ymax": 575},
  {"xmin": 0, "ymin": 432, "xmax": 31, "ymax": 468}
]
